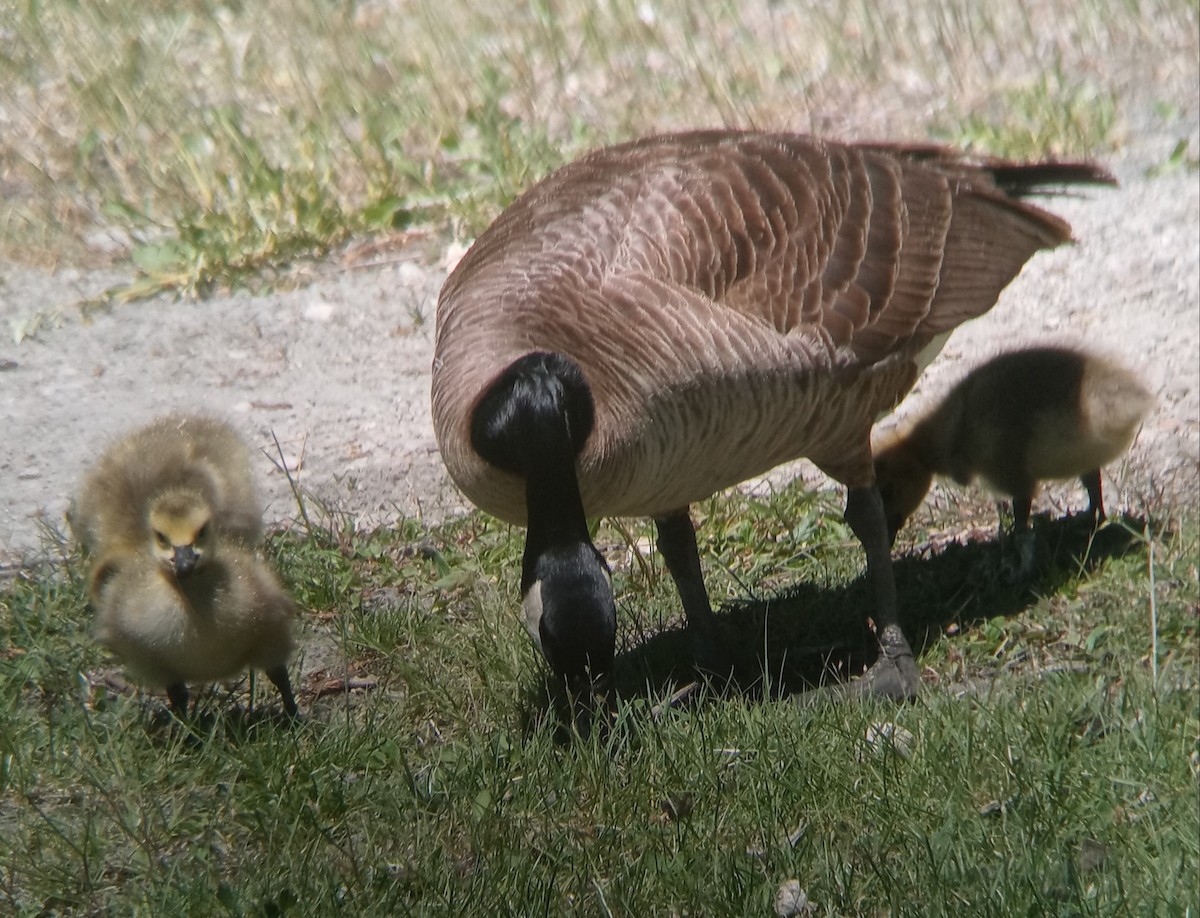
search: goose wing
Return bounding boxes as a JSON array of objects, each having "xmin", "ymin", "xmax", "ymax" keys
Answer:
[{"xmin": 445, "ymin": 132, "xmax": 1109, "ymax": 367}]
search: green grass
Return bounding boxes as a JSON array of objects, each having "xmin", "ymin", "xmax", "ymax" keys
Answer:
[
  {"xmin": 2, "ymin": 487, "xmax": 1197, "ymax": 915},
  {"xmin": 2, "ymin": 0, "xmax": 1195, "ymax": 296},
  {"xmin": 1, "ymin": 1, "xmax": 1197, "ymax": 911}
]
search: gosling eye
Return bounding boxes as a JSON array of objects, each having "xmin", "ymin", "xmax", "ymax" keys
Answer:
[
  {"xmin": 197, "ymin": 523, "xmax": 210, "ymax": 542},
  {"xmin": 154, "ymin": 531, "xmax": 171, "ymax": 550}
]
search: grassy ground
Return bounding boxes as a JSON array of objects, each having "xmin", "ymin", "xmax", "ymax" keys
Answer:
[
  {"xmin": 2, "ymin": 0, "xmax": 1195, "ymax": 294},
  {"xmin": 1, "ymin": 485, "xmax": 1197, "ymax": 915},
  {"xmin": 2, "ymin": 1, "xmax": 1197, "ymax": 914}
]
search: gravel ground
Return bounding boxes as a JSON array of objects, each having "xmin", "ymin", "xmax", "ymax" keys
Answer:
[{"xmin": 1, "ymin": 134, "xmax": 1196, "ymax": 568}]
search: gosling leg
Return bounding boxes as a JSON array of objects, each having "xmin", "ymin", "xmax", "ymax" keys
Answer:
[
  {"xmin": 265, "ymin": 665, "xmax": 299, "ymax": 718},
  {"xmin": 166, "ymin": 682, "xmax": 190, "ymax": 718},
  {"xmin": 1006, "ymin": 489, "xmax": 1038, "ymax": 582},
  {"xmin": 1081, "ymin": 469, "xmax": 1106, "ymax": 523}
]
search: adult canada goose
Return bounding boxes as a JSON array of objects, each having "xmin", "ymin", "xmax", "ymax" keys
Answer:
[
  {"xmin": 873, "ymin": 346, "xmax": 1153, "ymax": 540},
  {"xmin": 72, "ymin": 414, "xmax": 263, "ymax": 590},
  {"xmin": 431, "ymin": 131, "xmax": 1113, "ymax": 726},
  {"xmin": 91, "ymin": 544, "xmax": 298, "ymax": 717}
]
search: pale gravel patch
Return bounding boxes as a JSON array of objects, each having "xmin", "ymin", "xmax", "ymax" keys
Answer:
[{"xmin": 1, "ymin": 138, "xmax": 1197, "ymax": 567}]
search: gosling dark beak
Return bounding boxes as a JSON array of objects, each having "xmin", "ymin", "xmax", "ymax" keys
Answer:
[{"xmin": 172, "ymin": 544, "xmax": 199, "ymax": 578}]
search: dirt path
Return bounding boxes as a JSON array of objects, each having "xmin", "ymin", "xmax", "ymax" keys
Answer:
[{"xmin": 2, "ymin": 138, "xmax": 1196, "ymax": 567}]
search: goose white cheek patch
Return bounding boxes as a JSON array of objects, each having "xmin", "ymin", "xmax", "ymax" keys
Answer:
[{"xmin": 522, "ymin": 580, "xmax": 545, "ymax": 653}]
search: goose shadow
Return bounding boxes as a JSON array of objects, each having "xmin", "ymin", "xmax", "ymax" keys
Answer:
[{"xmin": 609, "ymin": 511, "xmax": 1147, "ymax": 709}]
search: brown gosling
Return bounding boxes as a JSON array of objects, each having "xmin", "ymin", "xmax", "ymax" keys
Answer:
[
  {"xmin": 431, "ymin": 129, "xmax": 1115, "ymax": 727},
  {"xmin": 90, "ymin": 544, "xmax": 298, "ymax": 718},
  {"xmin": 873, "ymin": 347, "xmax": 1154, "ymax": 542}
]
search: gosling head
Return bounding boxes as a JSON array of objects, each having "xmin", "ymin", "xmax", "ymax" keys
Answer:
[
  {"xmin": 873, "ymin": 434, "xmax": 934, "ymax": 545},
  {"xmin": 147, "ymin": 490, "xmax": 215, "ymax": 578},
  {"xmin": 522, "ymin": 541, "xmax": 617, "ymax": 736}
]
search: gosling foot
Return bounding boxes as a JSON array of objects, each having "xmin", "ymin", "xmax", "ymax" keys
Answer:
[{"xmin": 1000, "ymin": 528, "xmax": 1038, "ymax": 585}]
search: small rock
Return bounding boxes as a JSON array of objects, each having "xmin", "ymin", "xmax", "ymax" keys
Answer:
[
  {"xmin": 396, "ymin": 261, "xmax": 425, "ymax": 286},
  {"xmin": 442, "ymin": 241, "xmax": 470, "ymax": 273},
  {"xmin": 862, "ymin": 721, "xmax": 915, "ymax": 759},
  {"xmin": 773, "ymin": 879, "xmax": 813, "ymax": 917},
  {"xmin": 1077, "ymin": 838, "xmax": 1107, "ymax": 873},
  {"xmin": 303, "ymin": 300, "xmax": 336, "ymax": 322}
]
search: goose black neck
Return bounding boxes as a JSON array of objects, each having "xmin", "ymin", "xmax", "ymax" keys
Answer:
[{"xmin": 471, "ymin": 352, "xmax": 596, "ymax": 561}]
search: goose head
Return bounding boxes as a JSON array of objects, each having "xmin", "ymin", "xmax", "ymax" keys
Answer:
[
  {"xmin": 522, "ymin": 540, "xmax": 617, "ymax": 726},
  {"xmin": 471, "ymin": 351, "xmax": 616, "ymax": 732},
  {"xmin": 872, "ymin": 434, "xmax": 933, "ymax": 544}
]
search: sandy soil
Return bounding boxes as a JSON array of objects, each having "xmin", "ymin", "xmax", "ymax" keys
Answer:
[{"xmin": 1, "ymin": 135, "xmax": 1196, "ymax": 568}]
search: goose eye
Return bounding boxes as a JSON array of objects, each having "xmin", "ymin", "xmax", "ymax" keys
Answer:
[
  {"xmin": 197, "ymin": 523, "xmax": 210, "ymax": 542},
  {"xmin": 154, "ymin": 531, "xmax": 171, "ymax": 549}
]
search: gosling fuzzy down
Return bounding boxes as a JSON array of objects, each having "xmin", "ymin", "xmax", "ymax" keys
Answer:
[
  {"xmin": 873, "ymin": 346, "xmax": 1154, "ymax": 540},
  {"xmin": 431, "ymin": 130, "xmax": 1114, "ymax": 726},
  {"xmin": 90, "ymin": 545, "xmax": 298, "ymax": 717},
  {"xmin": 72, "ymin": 414, "xmax": 263, "ymax": 561},
  {"xmin": 71, "ymin": 414, "xmax": 263, "ymax": 592}
]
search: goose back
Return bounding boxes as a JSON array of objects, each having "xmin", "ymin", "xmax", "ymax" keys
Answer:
[{"xmin": 433, "ymin": 131, "xmax": 1111, "ymax": 524}]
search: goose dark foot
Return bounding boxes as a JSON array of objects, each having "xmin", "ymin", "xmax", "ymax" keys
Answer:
[
  {"xmin": 847, "ymin": 624, "xmax": 921, "ymax": 701},
  {"xmin": 797, "ymin": 624, "xmax": 920, "ymax": 707},
  {"xmin": 562, "ymin": 673, "xmax": 614, "ymax": 740}
]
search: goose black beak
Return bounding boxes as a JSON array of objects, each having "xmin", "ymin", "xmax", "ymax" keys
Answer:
[{"xmin": 563, "ymin": 666, "xmax": 613, "ymax": 739}]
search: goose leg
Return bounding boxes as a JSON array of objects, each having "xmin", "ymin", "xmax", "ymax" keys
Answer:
[
  {"xmin": 265, "ymin": 665, "xmax": 299, "ymax": 718},
  {"xmin": 653, "ymin": 509, "xmax": 724, "ymax": 674},
  {"xmin": 842, "ymin": 485, "xmax": 920, "ymax": 701}
]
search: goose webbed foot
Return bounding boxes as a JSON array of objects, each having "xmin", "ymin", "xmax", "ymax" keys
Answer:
[
  {"xmin": 838, "ymin": 484, "xmax": 921, "ymax": 702},
  {"xmin": 562, "ymin": 671, "xmax": 613, "ymax": 740},
  {"xmin": 797, "ymin": 623, "xmax": 920, "ymax": 706},
  {"xmin": 846, "ymin": 623, "xmax": 921, "ymax": 701}
]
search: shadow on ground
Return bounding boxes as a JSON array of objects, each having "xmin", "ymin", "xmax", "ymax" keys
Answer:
[{"xmin": 522, "ymin": 513, "xmax": 1147, "ymax": 734}]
